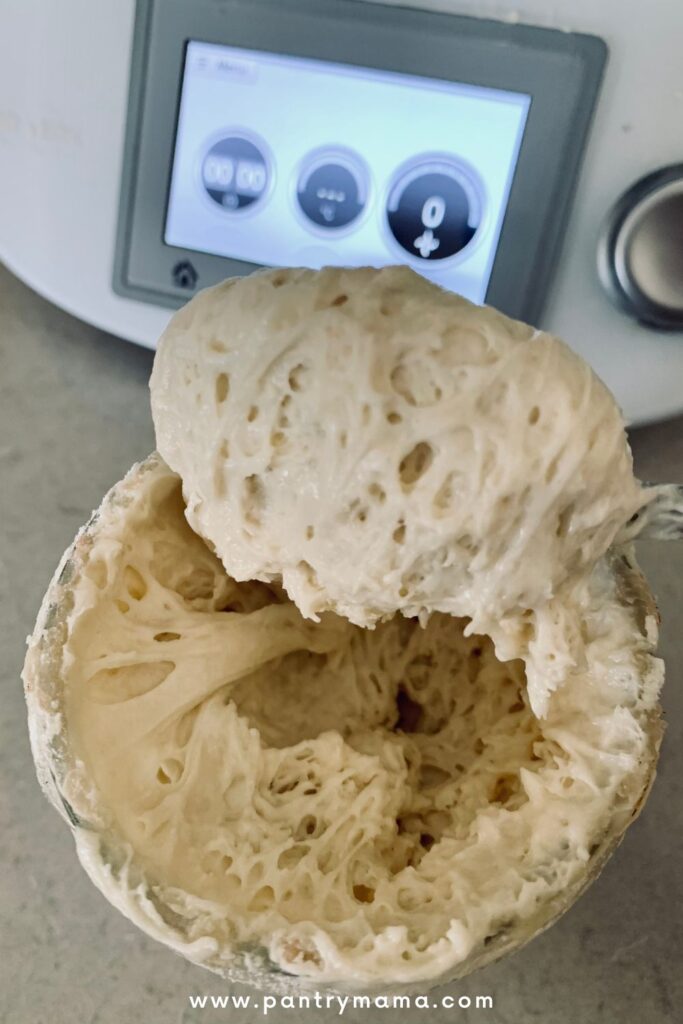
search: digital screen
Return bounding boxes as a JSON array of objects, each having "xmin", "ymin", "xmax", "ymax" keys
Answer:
[{"xmin": 165, "ymin": 41, "xmax": 530, "ymax": 303}]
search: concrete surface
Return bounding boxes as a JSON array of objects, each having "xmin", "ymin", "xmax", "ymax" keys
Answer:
[{"xmin": 0, "ymin": 262, "xmax": 681, "ymax": 1023}]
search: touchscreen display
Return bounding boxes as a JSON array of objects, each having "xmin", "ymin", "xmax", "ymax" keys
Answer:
[{"xmin": 165, "ymin": 41, "xmax": 530, "ymax": 303}]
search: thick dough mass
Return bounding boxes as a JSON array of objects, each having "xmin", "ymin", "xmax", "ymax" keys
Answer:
[
  {"xmin": 151, "ymin": 266, "xmax": 645, "ymax": 714},
  {"xmin": 24, "ymin": 268, "xmax": 664, "ymax": 990},
  {"xmin": 48, "ymin": 458, "xmax": 661, "ymax": 987}
]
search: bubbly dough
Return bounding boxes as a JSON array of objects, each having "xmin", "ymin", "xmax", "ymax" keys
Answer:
[
  {"xmin": 150, "ymin": 266, "xmax": 645, "ymax": 714},
  {"xmin": 28, "ymin": 267, "xmax": 663, "ymax": 989},
  {"xmin": 59, "ymin": 459, "xmax": 661, "ymax": 987}
]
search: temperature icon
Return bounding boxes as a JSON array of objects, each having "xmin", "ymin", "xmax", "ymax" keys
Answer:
[{"xmin": 296, "ymin": 149, "xmax": 369, "ymax": 231}]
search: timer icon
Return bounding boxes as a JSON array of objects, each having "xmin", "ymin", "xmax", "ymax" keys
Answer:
[{"xmin": 201, "ymin": 134, "xmax": 270, "ymax": 212}]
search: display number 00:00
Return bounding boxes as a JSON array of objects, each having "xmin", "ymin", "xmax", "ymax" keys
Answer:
[{"xmin": 203, "ymin": 156, "xmax": 267, "ymax": 194}]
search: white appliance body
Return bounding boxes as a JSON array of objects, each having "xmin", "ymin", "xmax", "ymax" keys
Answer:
[{"xmin": 0, "ymin": 0, "xmax": 681, "ymax": 424}]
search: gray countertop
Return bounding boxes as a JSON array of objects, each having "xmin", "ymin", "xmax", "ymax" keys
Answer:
[{"xmin": 1, "ymin": 263, "xmax": 681, "ymax": 1024}]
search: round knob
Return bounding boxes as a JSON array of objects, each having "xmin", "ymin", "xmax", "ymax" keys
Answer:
[{"xmin": 598, "ymin": 164, "xmax": 683, "ymax": 329}]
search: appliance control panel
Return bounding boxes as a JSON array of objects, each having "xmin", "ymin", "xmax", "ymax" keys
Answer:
[
  {"xmin": 114, "ymin": 0, "xmax": 605, "ymax": 327},
  {"xmin": 164, "ymin": 41, "xmax": 530, "ymax": 306}
]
